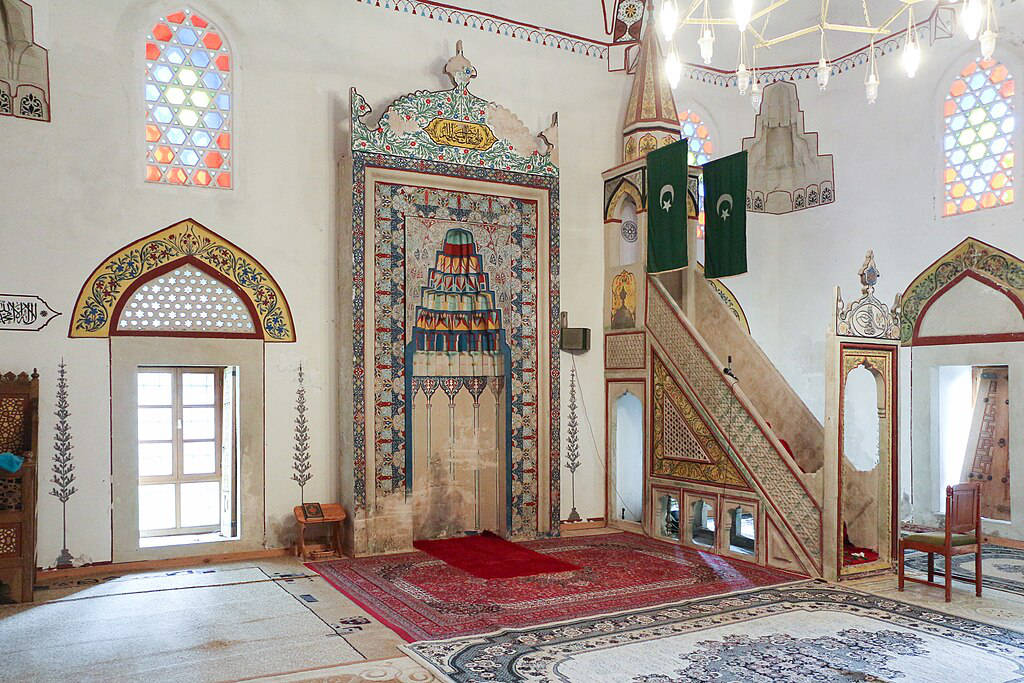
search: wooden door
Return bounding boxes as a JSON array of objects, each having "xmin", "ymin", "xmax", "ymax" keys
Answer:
[{"xmin": 961, "ymin": 366, "xmax": 1010, "ymax": 521}]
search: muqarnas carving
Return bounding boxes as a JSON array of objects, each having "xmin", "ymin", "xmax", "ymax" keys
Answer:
[
  {"xmin": 742, "ymin": 81, "xmax": 833, "ymax": 214},
  {"xmin": 0, "ymin": 0, "xmax": 50, "ymax": 121}
]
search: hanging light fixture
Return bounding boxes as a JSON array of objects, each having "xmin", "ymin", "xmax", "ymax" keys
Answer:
[
  {"xmin": 735, "ymin": 32, "xmax": 750, "ymax": 94},
  {"xmin": 979, "ymin": 0, "xmax": 998, "ymax": 59},
  {"xmin": 902, "ymin": 8, "xmax": 921, "ymax": 78},
  {"xmin": 815, "ymin": 29, "xmax": 830, "ymax": 90},
  {"xmin": 750, "ymin": 77, "xmax": 762, "ymax": 111},
  {"xmin": 864, "ymin": 40, "xmax": 880, "ymax": 104},
  {"xmin": 665, "ymin": 46, "xmax": 682, "ymax": 88},
  {"xmin": 961, "ymin": 0, "xmax": 983, "ymax": 41},
  {"xmin": 698, "ymin": 0, "xmax": 715, "ymax": 64},
  {"xmin": 734, "ymin": 0, "xmax": 753, "ymax": 33},
  {"xmin": 659, "ymin": 0, "xmax": 679, "ymax": 42}
]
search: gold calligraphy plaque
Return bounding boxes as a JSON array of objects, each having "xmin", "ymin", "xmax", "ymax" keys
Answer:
[{"xmin": 424, "ymin": 118, "xmax": 498, "ymax": 151}]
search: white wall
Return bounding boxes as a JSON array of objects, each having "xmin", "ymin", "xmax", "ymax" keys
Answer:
[
  {"xmin": 0, "ymin": 0, "xmax": 624, "ymax": 567},
  {"xmin": 672, "ymin": 8, "xmax": 1024, "ymax": 423}
]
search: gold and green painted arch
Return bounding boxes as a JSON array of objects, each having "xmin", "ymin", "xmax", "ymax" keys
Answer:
[{"xmin": 69, "ymin": 218, "xmax": 296, "ymax": 342}]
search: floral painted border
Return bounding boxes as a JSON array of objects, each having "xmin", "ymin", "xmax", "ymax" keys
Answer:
[
  {"xmin": 901, "ymin": 237, "xmax": 1024, "ymax": 344},
  {"xmin": 350, "ymin": 151, "xmax": 560, "ymax": 535},
  {"xmin": 351, "ymin": 85, "xmax": 557, "ymax": 177},
  {"xmin": 68, "ymin": 218, "xmax": 296, "ymax": 342}
]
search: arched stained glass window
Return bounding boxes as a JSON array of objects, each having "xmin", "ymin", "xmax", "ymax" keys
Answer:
[
  {"xmin": 943, "ymin": 59, "xmax": 1014, "ymax": 216},
  {"xmin": 679, "ymin": 110, "xmax": 714, "ymax": 237},
  {"xmin": 145, "ymin": 9, "xmax": 232, "ymax": 189}
]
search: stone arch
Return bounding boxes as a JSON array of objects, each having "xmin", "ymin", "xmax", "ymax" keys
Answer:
[
  {"xmin": 901, "ymin": 237, "xmax": 1024, "ymax": 345},
  {"xmin": 605, "ymin": 177, "xmax": 644, "ymax": 220},
  {"xmin": 69, "ymin": 218, "xmax": 296, "ymax": 342}
]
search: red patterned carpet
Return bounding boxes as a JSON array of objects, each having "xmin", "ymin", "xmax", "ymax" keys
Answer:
[{"xmin": 308, "ymin": 532, "xmax": 802, "ymax": 641}]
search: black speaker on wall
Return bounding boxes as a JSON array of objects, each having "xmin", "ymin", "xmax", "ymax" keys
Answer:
[{"xmin": 559, "ymin": 312, "xmax": 590, "ymax": 353}]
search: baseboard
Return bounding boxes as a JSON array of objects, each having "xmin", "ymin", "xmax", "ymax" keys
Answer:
[
  {"xmin": 37, "ymin": 547, "xmax": 290, "ymax": 582},
  {"xmin": 559, "ymin": 520, "xmax": 606, "ymax": 531}
]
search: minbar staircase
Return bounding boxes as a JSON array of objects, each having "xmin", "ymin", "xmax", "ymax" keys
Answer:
[{"xmin": 646, "ymin": 275, "xmax": 824, "ymax": 576}]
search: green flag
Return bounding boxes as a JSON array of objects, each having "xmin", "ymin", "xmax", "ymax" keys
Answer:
[
  {"xmin": 646, "ymin": 139, "xmax": 689, "ymax": 273},
  {"xmin": 704, "ymin": 150, "xmax": 748, "ymax": 278}
]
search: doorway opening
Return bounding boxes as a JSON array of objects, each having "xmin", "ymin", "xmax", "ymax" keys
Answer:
[{"xmin": 937, "ymin": 364, "xmax": 1010, "ymax": 521}]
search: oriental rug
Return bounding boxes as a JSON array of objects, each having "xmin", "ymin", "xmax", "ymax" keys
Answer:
[
  {"xmin": 308, "ymin": 532, "xmax": 799, "ymax": 641},
  {"xmin": 905, "ymin": 544, "xmax": 1024, "ymax": 596},
  {"xmin": 403, "ymin": 581, "xmax": 1024, "ymax": 682},
  {"xmin": 413, "ymin": 531, "xmax": 578, "ymax": 579}
]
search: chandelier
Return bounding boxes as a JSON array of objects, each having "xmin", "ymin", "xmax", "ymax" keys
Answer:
[{"xmin": 656, "ymin": 0, "xmax": 1001, "ymax": 106}]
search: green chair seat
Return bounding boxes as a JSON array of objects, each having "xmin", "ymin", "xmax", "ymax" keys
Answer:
[{"xmin": 904, "ymin": 532, "xmax": 977, "ymax": 547}]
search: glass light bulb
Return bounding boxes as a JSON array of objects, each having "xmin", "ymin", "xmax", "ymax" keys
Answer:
[
  {"xmin": 902, "ymin": 39, "xmax": 921, "ymax": 78},
  {"xmin": 980, "ymin": 29, "xmax": 997, "ymax": 60},
  {"xmin": 750, "ymin": 81, "xmax": 762, "ymax": 112},
  {"xmin": 865, "ymin": 74, "xmax": 879, "ymax": 104},
  {"xmin": 961, "ymin": 0, "xmax": 983, "ymax": 41},
  {"xmin": 734, "ymin": 0, "xmax": 753, "ymax": 33},
  {"xmin": 659, "ymin": 0, "xmax": 679, "ymax": 42},
  {"xmin": 736, "ymin": 63, "xmax": 750, "ymax": 94},
  {"xmin": 698, "ymin": 28, "xmax": 715, "ymax": 64},
  {"xmin": 665, "ymin": 49, "xmax": 682, "ymax": 88},
  {"xmin": 816, "ymin": 58, "xmax": 830, "ymax": 90}
]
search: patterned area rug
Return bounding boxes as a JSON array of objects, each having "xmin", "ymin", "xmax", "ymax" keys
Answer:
[
  {"xmin": 905, "ymin": 544, "xmax": 1024, "ymax": 595},
  {"xmin": 308, "ymin": 533, "xmax": 799, "ymax": 641},
  {"xmin": 404, "ymin": 582, "xmax": 1024, "ymax": 682}
]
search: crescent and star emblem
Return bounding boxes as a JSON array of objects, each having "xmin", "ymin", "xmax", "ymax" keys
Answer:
[
  {"xmin": 716, "ymin": 193, "xmax": 734, "ymax": 221},
  {"xmin": 660, "ymin": 184, "xmax": 674, "ymax": 213}
]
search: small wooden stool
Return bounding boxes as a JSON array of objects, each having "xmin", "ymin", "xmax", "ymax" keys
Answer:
[{"xmin": 293, "ymin": 503, "xmax": 346, "ymax": 560}]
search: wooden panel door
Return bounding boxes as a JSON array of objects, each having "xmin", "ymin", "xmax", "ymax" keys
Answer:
[{"xmin": 961, "ymin": 366, "xmax": 1010, "ymax": 521}]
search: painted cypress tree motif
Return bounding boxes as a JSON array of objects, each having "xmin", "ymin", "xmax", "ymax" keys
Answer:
[
  {"xmin": 49, "ymin": 359, "xmax": 76, "ymax": 568},
  {"xmin": 291, "ymin": 364, "xmax": 312, "ymax": 504},
  {"xmin": 564, "ymin": 365, "xmax": 582, "ymax": 523}
]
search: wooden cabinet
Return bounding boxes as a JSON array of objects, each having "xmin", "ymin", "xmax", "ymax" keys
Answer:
[{"xmin": 0, "ymin": 371, "xmax": 39, "ymax": 603}]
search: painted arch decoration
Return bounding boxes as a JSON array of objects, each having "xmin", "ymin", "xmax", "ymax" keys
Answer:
[
  {"xmin": 900, "ymin": 237, "xmax": 1024, "ymax": 345},
  {"xmin": 69, "ymin": 218, "xmax": 295, "ymax": 342},
  {"xmin": 351, "ymin": 41, "xmax": 557, "ymax": 178}
]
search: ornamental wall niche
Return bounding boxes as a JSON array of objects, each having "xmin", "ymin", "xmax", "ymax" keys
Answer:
[
  {"xmin": 742, "ymin": 81, "xmax": 834, "ymax": 215},
  {"xmin": 0, "ymin": 0, "xmax": 49, "ymax": 121},
  {"xmin": 900, "ymin": 237, "xmax": 1024, "ymax": 345},
  {"xmin": 347, "ymin": 41, "xmax": 561, "ymax": 551},
  {"xmin": 68, "ymin": 218, "xmax": 296, "ymax": 342}
]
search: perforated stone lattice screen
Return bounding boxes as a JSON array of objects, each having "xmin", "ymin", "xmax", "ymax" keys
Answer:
[
  {"xmin": 116, "ymin": 267, "xmax": 255, "ymax": 335},
  {"xmin": 663, "ymin": 400, "xmax": 711, "ymax": 463}
]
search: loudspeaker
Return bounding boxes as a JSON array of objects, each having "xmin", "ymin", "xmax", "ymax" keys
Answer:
[
  {"xmin": 558, "ymin": 312, "xmax": 590, "ymax": 352},
  {"xmin": 559, "ymin": 326, "xmax": 591, "ymax": 352}
]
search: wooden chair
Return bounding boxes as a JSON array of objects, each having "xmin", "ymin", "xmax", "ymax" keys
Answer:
[{"xmin": 898, "ymin": 483, "xmax": 982, "ymax": 602}]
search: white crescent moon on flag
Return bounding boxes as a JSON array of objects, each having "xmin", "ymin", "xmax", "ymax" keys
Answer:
[
  {"xmin": 716, "ymin": 193, "xmax": 733, "ymax": 219},
  {"xmin": 660, "ymin": 184, "xmax": 674, "ymax": 212}
]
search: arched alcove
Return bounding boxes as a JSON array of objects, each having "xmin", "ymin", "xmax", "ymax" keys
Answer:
[
  {"xmin": 902, "ymin": 238, "xmax": 1024, "ymax": 347},
  {"xmin": 613, "ymin": 391, "xmax": 643, "ymax": 523}
]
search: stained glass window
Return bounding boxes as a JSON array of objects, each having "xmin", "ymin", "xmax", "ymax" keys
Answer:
[
  {"xmin": 943, "ymin": 59, "xmax": 1014, "ymax": 216},
  {"xmin": 679, "ymin": 110, "xmax": 714, "ymax": 237},
  {"xmin": 145, "ymin": 9, "xmax": 232, "ymax": 189}
]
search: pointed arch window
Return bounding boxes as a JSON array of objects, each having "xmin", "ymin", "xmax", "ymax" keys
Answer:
[
  {"xmin": 145, "ymin": 9, "xmax": 232, "ymax": 188},
  {"xmin": 943, "ymin": 59, "xmax": 1014, "ymax": 216},
  {"xmin": 679, "ymin": 109, "xmax": 714, "ymax": 237}
]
